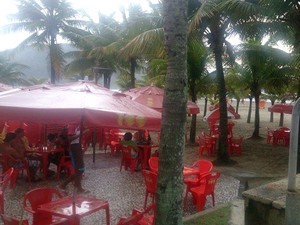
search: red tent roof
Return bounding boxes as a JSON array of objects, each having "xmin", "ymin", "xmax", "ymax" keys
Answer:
[
  {"xmin": 268, "ymin": 103, "xmax": 294, "ymax": 114},
  {"xmin": 124, "ymin": 86, "xmax": 200, "ymax": 114},
  {"xmin": 0, "ymin": 82, "xmax": 161, "ymax": 131}
]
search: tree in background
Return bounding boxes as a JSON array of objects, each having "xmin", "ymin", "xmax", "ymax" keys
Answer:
[
  {"xmin": 2, "ymin": 0, "xmax": 89, "ymax": 84},
  {"xmin": 0, "ymin": 53, "xmax": 29, "ymax": 86}
]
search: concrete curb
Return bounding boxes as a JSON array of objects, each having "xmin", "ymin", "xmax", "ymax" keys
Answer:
[{"xmin": 228, "ymin": 198, "xmax": 245, "ymax": 225}]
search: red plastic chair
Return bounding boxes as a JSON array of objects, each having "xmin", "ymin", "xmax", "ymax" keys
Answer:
[
  {"xmin": 2, "ymin": 154, "xmax": 31, "ymax": 189},
  {"xmin": 104, "ymin": 131, "xmax": 121, "ymax": 156},
  {"xmin": 1, "ymin": 214, "xmax": 29, "ymax": 225},
  {"xmin": 142, "ymin": 170, "xmax": 157, "ymax": 209},
  {"xmin": 183, "ymin": 160, "xmax": 213, "ymax": 208},
  {"xmin": 148, "ymin": 157, "xmax": 158, "ymax": 174},
  {"xmin": 56, "ymin": 155, "xmax": 74, "ymax": 179},
  {"xmin": 272, "ymin": 129, "xmax": 286, "ymax": 145},
  {"xmin": 190, "ymin": 172, "xmax": 220, "ymax": 211},
  {"xmin": 0, "ymin": 168, "xmax": 14, "ymax": 214},
  {"xmin": 22, "ymin": 187, "xmax": 69, "ymax": 225},
  {"xmin": 197, "ymin": 136, "xmax": 213, "ymax": 157},
  {"xmin": 116, "ymin": 204, "xmax": 154, "ymax": 225},
  {"xmin": 229, "ymin": 136, "xmax": 244, "ymax": 156},
  {"xmin": 120, "ymin": 145, "xmax": 140, "ymax": 175}
]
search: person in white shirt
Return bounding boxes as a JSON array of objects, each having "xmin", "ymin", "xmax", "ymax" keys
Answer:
[{"xmin": 59, "ymin": 124, "xmax": 89, "ymax": 193}]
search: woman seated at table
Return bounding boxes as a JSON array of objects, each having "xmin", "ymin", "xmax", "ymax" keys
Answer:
[
  {"xmin": 134, "ymin": 130, "xmax": 152, "ymax": 145},
  {"xmin": 47, "ymin": 133, "xmax": 62, "ymax": 167},
  {"xmin": 121, "ymin": 132, "xmax": 139, "ymax": 158}
]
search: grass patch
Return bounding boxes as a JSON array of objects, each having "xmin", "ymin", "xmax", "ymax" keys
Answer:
[{"xmin": 183, "ymin": 205, "xmax": 230, "ymax": 225}]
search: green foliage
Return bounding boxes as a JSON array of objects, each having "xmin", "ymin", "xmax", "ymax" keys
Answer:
[{"xmin": 184, "ymin": 206, "xmax": 230, "ymax": 225}]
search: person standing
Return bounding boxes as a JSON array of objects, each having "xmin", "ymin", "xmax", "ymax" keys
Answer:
[{"xmin": 59, "ymin": 124, "xmax": 89, "ymax": 193}]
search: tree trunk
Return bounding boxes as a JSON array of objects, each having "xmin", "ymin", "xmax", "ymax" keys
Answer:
[
  {"xmin": 155, "ymin": 1, "xmax": 187, "ymax": 225},
  {"xmin": 270, "ymin": 100, "xmax": 275, "ymax": 122},
  {"xmin": 251, "ymin": 94, "xmax": 260, "ymax": 138},
  {"xmin": 210, "ymin": 19, "xmax": 229, "ymax": 164},
  {"xmin": 50, "ymin": 36, "xmax": 56, "ymax": 84},
  {"xmin": 130, "ymin": 58, "xmax": 137, "ymax": 88},
  {"xmin": 189, "ymin": 114, "xmax": 197, "ymax": 144},
  {"xmin": 247, "ymin": 96, "xmax": 253, "ymax": 123},
  {"xmin": 236, "ymin": 98, "xmax": 240, "ymax": 113},
  {"xmin": 204, "ymin": 96, "xmax": 208, "ymax": 117}
]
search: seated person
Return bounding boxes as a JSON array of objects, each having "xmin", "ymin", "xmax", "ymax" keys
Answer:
[
  {"xmin": 121, "ymin": 132, "xmax": 139, "ymax": 158},
  {"xmin": 1, "ymin": 132, "xmax": 24, "ymax": 160},
  {"xmin": 134, "ymin": 130, "xmax": 152, "ymax": 145},
  {"xmin": 12, "ymin": 128, "xmax": 42, "ymax": 182},
  {"xmin": 56, "ymin": 128, "xmax": 70, "ymax": 157},
  {"xmin": 47, "ymin": 133, "xmax": 62, "ymax": 167}
]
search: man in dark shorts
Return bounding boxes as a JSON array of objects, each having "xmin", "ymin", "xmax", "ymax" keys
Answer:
[{"xmin": 59, "ymin": 125, "xmax": 89, "ymax": 193}]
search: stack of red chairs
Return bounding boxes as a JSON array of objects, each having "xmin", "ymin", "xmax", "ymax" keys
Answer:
[
  {"xmin": 183, "ymin": 160, "xmax": 213, "ymax": 208},
  {"xmin": 190, "ymin": 172, "xmax": 220, "ymax": 211},
  {"xmin": 142, "ymin": 170, "xmax": 157, "ymax": 208}
]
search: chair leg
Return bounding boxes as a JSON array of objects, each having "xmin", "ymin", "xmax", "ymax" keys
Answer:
[
  {"xmin": 183, "ymin": 188, "xmax": 189, "ymax": 208},
  {"xmin": 144, "ymin": 192, "xmax": 149, "ymax": 209},
  {"xmin": 0, "ymin": 192, "xmax": 4, "ymax": 214},
  {"xmin": 212, "ymin": 193, "xmax": 215, "ymax": 206}
]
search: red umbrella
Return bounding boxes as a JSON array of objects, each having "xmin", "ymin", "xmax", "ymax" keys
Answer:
[
  {"xmin": 123, "ymin": 86, "xmax": 200, "ymax": 114},
  {"xmin": 203, "ymin": 102, "xmax": 240, "ymax": 122},
  {"xmin": 268, "ymin": 103, "xmax": 294, "ymax": 114},
  {"xmin": 0, "ymin": 82, "xmax": 161, "ymax": 131}
]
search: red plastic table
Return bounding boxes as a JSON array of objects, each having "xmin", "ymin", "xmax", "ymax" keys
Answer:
[
  {"xmin": 37, "ymin": 195, "xmax": 110, "ymax": 225},
  {"xmin": 26, "ymin": 147, "xmax": 64, "ymax": 180}
]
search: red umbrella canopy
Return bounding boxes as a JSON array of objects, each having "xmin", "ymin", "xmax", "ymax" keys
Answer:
[
  {"xmin": 0, "ymin": 82, "xmax": 161, "ymax": 131},
  {"xmin": 268, "ymin": 103, "xmax": 294, "ymax": 114},
  {"xmin": 203, "ymin": 102, "xmax": 240, "ymax": 122},
  {"xmin": 123, "ymin": 85, "xmax": 200, "ymax": 114}
]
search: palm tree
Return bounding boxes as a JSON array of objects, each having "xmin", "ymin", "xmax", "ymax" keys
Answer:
[
  {"xmin": 235, "ymin": 40, "xmax": 291, "ymax": 138},
  {"xmin": 0, "ymin": 53, "xmax": 28, "ymax": 86},
  {"xmin": 2, "ymin": 0, "xmax": 89, "ymax": 84},
  {"xmin": 189, "ymin": 0, "xmax": 236, "ymax": 164},
  {"xmin": 155, "ymin": 1, "xmax": 187, "ymax": 224},
  {"xmin": 65, "ymin": 12, "xmax": 121, "ymax": 83}
]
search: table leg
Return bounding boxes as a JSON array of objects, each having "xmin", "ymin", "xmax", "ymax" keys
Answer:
[
  {"xmin": 142, "ymin": 146, "xmax": 151, "ymax": 170},
  {"xmin": 105, "ymin": 205, "xmax": 110, "ymax": 225},
  {"xmin": 42, "ymin": 153, "xmax": 48, "ymax": 180}
]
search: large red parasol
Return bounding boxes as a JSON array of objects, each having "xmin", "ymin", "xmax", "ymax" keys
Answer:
[
  {"xmin": 203, "ymin": 102, "xmax": 240, "ymax": 122},
  {"xmin": 0, "ymin": 82, "xmax": 161, "ymax": 131},
  {"xmin": 123, "ymin": 85, "xmax": 200, "ymax": 114},
  {"xmin": 268, "ymin": 103, "xmax": 294, "ymax": 114}
]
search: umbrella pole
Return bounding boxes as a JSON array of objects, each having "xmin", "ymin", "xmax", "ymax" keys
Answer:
[{"xmin": 92, "ymin": 127, "xmax": 96, "ymax": 164}]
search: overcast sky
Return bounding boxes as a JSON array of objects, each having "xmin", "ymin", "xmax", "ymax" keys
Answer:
[{"xmin": 0, "ymin": 0, "xmax": 158, "ymax": 51}]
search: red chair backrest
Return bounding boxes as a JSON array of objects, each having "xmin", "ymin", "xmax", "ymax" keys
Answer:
[
  {"xmin": 1, "ymin": 214, "xmax": 29, "ymax": 225},
  {"xmin": 192, "ymin": 160, "xmax": 213, "ymax": 175},
  {"xmin": 148, "ymin": 157, "xmax": 158, "ymax": 173},
  {"xmin": 121, "ymin": 145, "xmax": 134, "ymax": 159},
  {"xmin": 0, "ymin": 168, "xmax": 14, "ymax": 191},
  {"xmin": 23, "ymin": 187, "xmax": 64, "ymax": 211},
  {"xmin": 142, "ymin": 170, "xmax": 157, "ymax": 194},
  {"xmin": 204, "ymin": 172, "xmax": 220, "ymax": 195}
]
